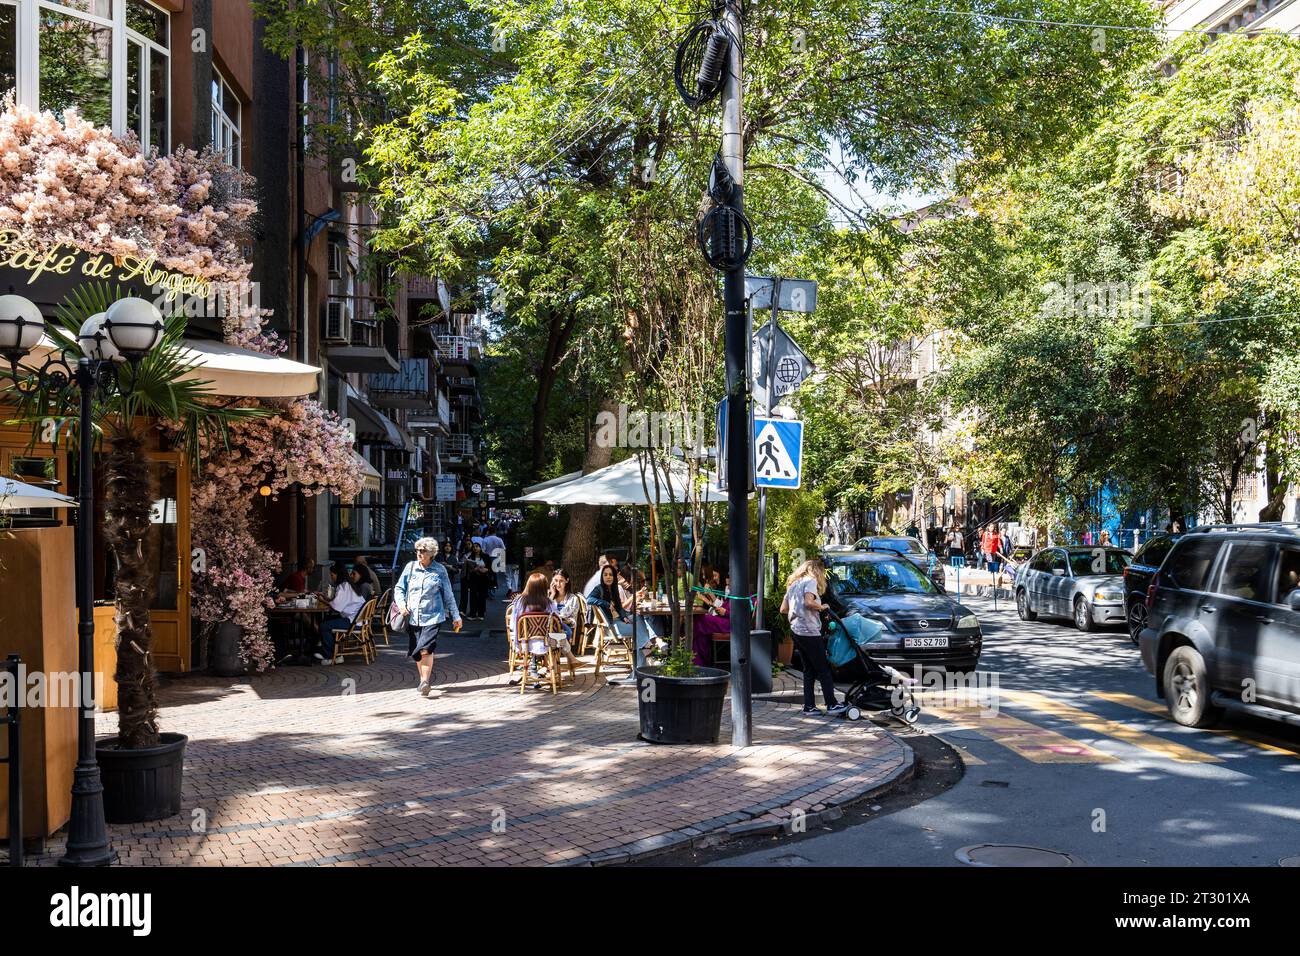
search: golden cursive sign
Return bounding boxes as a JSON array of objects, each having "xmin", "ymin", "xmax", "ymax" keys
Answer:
[{"xmin": 0, "ymin": 231, "xmax": 212, "ymax": 301}]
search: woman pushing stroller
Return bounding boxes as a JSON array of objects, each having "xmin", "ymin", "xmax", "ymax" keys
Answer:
[{"xmin": 781, "ymin": 559, "xmax": 850, "ymax": 717}]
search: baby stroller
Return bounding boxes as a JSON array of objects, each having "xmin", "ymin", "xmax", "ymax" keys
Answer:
[{"xmin": 824, "ymin": 605, "xmax": 922, "ymax": 725}]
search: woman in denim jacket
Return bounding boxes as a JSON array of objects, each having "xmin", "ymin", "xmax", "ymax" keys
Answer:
[{"xmin": 395, "ymin": 536, "xmax": 463, "ymax": 697}]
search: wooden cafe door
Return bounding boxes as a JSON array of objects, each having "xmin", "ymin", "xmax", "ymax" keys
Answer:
[{"xmin": 142, "ymin": 449, "xmax": 192, "ymax": 673}]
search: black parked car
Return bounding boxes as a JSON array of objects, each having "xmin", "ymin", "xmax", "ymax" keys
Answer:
[
  {"xmin": 823, "ymin": 550, "xmax": 980, "ymax": 672},
  {"xmin": 1122, "ymin": 533, "xmax": 1182, "ymax": 644},
  {"xmin": 1138, "ymin": 523, "xmax": 1300, "ymax": 729}
]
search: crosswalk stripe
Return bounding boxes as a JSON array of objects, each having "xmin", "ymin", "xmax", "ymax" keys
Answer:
[
  {"xmin": 1002, "ymin": 690, "xmax": 1221, "ymax": 763},
  {"xmin": 926, "ymin": 705, "xmax": 1115, "ymax": 763},
  {"xmin": 1091, "ymin": 691, "xmax": 1300, "ymax": 758},
  {"xmin": 934, "ymin": 736, "xmax": 987, "ymax": 764}
]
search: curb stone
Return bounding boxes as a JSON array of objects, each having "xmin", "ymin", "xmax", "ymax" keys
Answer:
[{"xmin": 578, "ymin": 731, "xmax": 916, "ymax": 866}]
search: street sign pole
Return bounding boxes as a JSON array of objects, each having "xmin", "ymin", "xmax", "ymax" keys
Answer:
[
  {"xmin": 754, "ymin": 278, "xmax": 780, "ymax": 633},
  {"xmin": 722, "ymin": 0, "xmax": 751, "ymax": 747}
]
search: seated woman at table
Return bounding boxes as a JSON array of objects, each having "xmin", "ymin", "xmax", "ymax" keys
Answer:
[
  {"xmin": 548, "ymin": 569, "xmax": 583, "ymax": 632},
  {"xmin": 695, "ymin": 566, "xmax": 724, "ymax": 612},
  {"xmin": 315, "ymin": 562, "xmax": 367, "ymax": 664},
  {"xmin": 508, "ymin": 572, "xmax": 588, "ymax": 680},
  {"xmin": 693, "ymin": 573, "xmax": 733, "ymax": 666}
]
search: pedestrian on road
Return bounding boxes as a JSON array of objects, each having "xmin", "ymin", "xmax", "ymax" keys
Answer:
[
  {"xmin": 780, "ymin": 559, "xmax": 848, "ymax": 717},
  {"xmin": 395, "ymin": 537, "xmax": 463, "ymax": 698},
  {"xmin": 482, "ymin": 525, "xmax": 506, "ymax": 593},
  {"xmin": 464, "ymin": 541, "xmax": 491, "ymax": 619}
]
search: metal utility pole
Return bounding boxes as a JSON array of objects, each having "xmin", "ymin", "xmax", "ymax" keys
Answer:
[{"xmin": 721, "ymin": 0, "xmax": 751, "ymax": 748}]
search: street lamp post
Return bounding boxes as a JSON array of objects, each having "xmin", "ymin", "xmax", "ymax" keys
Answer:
[{"xmin": 0, "ymin": 294, "xmax": 164, "ymax": 867}]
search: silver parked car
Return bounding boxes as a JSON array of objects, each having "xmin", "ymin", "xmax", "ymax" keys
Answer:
[{"xmin": 1015, "ymin": 546, "xmax": 1132, "ymax": 631}]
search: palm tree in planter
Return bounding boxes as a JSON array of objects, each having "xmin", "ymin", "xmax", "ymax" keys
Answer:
[{"xmin": 9, "ymin": 283, "xmax": 260, "ymax": 819}]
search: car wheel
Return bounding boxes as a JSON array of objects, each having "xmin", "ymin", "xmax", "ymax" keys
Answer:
[
  {"xmin": 1016, "ymin": 588, "xmax": 1037, "ymax": 621},
  {"xmin": 1073, "ymin": 596, "xmax": 1095, "ymax": 632},
  {"xmin": 1127, "ymin": 600, "xmax": 1147, "ymax": 646},
  {"xmin": 1162, "ymin": 645, "xmax": 1220, "ymax": 728}
]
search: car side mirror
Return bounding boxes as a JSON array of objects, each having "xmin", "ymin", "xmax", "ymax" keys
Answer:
[
  {"xmin": 1051, "ymin": 568, "xmax": 1065, "ymax": 576},
  {"xmin": 1288, "ymin": 590, "xmax": 1300, "ymax": 612}
]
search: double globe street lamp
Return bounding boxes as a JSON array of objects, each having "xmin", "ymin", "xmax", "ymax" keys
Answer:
[{"xmin": 0, "ymin": 293, "xmax": 164, "ymax": 867}]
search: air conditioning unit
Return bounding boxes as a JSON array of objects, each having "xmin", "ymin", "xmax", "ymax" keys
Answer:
[
  {"xmin": 328, "ymin": 241, "xmax": 346, "ymax": 280},
  {"xmin": 324, "ymin": 300, "xmax": 352, "ymax": 344}
]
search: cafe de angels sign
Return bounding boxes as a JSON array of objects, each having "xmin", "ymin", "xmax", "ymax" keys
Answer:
[{"xmin": 0, "ymin": 230, "xmax": 213, "ymax": 307}]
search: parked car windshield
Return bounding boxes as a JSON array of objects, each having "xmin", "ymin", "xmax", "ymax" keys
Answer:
[
  {"xmin": 1066, "ymin": 549, "xmax": 1131, "ymax": 576},
  {"xmin": 828, "ymin": 557, "xmax": 937, "ymax": 595},
  {"xmin": 867, "ymin": 536, "xmax": 927, "ymax": 556}
]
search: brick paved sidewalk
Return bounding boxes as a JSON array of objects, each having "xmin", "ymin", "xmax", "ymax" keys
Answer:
[{"xmin": 34, "ymin": 599, "xmax": 911, "ymax": 867}]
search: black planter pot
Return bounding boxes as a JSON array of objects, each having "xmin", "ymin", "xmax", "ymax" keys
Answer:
[
  {"xmin": 210, "ymin": 621, "xmax": 244, "ymax": 677},
  {"xmin": 635, "ymin": 666, "xmax": 729, "ymax": 744},
  {"xmin": 96, "ymin": 733, "xmax": 188, "ymax": 824}
]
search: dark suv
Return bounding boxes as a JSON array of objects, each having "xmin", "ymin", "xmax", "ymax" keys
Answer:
[
  {"xmin": 1138, "ymin": 524, "xmax": 1300, "ymax": 729},
  {"xmin": 1123, "ymin": 534, "xmax": 1182, "ymax": 644}
]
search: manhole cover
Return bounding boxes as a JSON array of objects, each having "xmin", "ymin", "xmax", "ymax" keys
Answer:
[
  {"xmin": 956, "ymin": 844, "xmax": 1082, "ymax": 867},
  {"xmin": 1280, "ymin": 856, "xmax": 1300, "ymax": 867}
]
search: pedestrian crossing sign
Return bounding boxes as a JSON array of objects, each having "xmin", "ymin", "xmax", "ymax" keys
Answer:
[{"xmin": 753, "ymin": 417, "xmax": 803, "ymax": 489}]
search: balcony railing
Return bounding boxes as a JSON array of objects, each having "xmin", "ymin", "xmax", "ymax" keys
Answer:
[
  {"xmin": 446, "ymin": 434, "xmax": 476, "ymax": 458},
  {"xmin": 368, "ymin": 358, "xmax": 433, "ymax": 404},
  {"xmin": 435, "ymin": 335, "xmax": 474, "ymax": 362}
]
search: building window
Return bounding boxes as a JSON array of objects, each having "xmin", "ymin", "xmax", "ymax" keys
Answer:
[
  {"xmin": 1, "ymin": 1, "xmax": 170, "ymax": 151},
  {"xmin": 212, "ymin": 66, "xmax": 241, "ymax": 167},
  {"xmin": 126, "ymin": 0, "xmax": 169, "ymax": 153}
]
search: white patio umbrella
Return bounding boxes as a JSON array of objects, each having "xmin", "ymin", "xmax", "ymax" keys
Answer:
[
  {"xmin": 514, "ymin": 456, "xmax": 724, "ymax": 506},
  {"xmin": 0, "ymin": 477, "xmax": 78, "ymax": 511}
]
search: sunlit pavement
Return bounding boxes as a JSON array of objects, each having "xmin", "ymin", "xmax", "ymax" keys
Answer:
[
  {"xmin": 712, "ymin": 596, "xmax": 1300, "ymax": 867},
  {"xmin": 28, "ymin": 597, "xmax": 909, "ymax": 866}
]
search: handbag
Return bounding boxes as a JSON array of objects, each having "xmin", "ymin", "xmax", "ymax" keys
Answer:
[
  {"xmin": 387, "ymin": 600, "xmax": 407, "ymax": 636},
  {"xmin": 387, "ymin": 561, "xmax": 415, "ymax": 635}
]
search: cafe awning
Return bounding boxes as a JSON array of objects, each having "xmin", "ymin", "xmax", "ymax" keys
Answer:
[
  {"xmin": 178, "ymin": 338, "xmax": 320, "ymax": 398},
  {"xmin": 353, "ymin": 450, "xmax": 382, "ymax": 494},
  {"xmin": 27, "ymin": 335, "xmax": 320, "ymax": 398},
  {"xmin": 345, "ymin": 383, "xmax": 413, "ymax": 450}
]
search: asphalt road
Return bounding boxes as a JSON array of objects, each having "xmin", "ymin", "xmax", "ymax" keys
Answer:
[{"xmin": 708, "ymin": 595, "xmax": 1300, "ymax": 867}]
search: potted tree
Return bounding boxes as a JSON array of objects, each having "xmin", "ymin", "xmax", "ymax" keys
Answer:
[
  {"xmin": 620, "ymin": 225, "xmax": 732, "ymax": 743},
  {"xmin": 17, "ymin": 286, "xmax": 259, "ymax": 822}
]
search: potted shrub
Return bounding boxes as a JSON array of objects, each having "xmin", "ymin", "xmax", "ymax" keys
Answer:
[{"xmin": 636, "ymin": 642, "xmax": 729, "ymax": 745}]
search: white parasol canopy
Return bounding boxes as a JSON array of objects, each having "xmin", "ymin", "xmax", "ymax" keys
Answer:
[
  {"xmin": 514, "ymin": 457, "xmax": 725, "ymax": 506},
  {"xmin": 0, "ymin": 477, "xmax": 77, "ymax": 511}
]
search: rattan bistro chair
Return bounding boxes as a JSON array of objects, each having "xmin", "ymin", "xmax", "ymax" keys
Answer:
[
  {"xmin": 514, "ymin": 612, "xmax": 564, "ymax": 695},
  {"xmin": 590, "ymin": 605, "xmax": 633, "ymax": 678},
  {"xmin": 373, "ymin": 588, "xmax": 394, "ymax": 646},
  {"xmin": 572, "ymin": 594, "xmax": 591, "ymax": 655},
  {"xmin": 331, "ymin": 597, "xmax": 378, "ymax": 665}
]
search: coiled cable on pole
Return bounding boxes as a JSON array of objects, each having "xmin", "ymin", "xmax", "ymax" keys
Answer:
[{"xmin": 674, "ymin": 18, "xmax": 731, "ymax": 109}]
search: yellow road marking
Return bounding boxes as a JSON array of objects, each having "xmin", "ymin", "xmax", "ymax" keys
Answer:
[
  {"xmin": 1091, "ymin": 691, "xmax": 1300, "ymax": 758},
  {"xmin": 1003, "ymin": 690, "xmax": 1220, "ymax": 763},
  {"xmin": 927, "ymin": 705, "xmax": 1114, "ymax": 764}
]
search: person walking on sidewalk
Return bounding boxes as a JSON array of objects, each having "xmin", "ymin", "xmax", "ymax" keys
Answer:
[
  {"xmin": 395, "ymin": 537, "xmax": 463, "ymax": 698},
  {"xmin": 780, "ymin": 560, "xmax": 848, "ymax": 717}
]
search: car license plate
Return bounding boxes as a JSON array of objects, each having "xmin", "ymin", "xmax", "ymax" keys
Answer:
[{"xmin": 904, "ymin": 636, "xmax": 949, "ymax": 649}]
